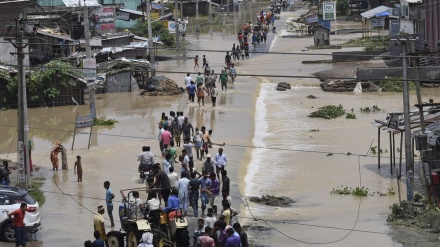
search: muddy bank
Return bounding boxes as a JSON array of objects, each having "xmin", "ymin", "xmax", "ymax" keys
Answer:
[{"xmin": 249, "ymin": 195, "xmax": 294, "ymax": 207}]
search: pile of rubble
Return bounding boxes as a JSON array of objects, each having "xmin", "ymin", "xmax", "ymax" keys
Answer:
[{"xmin": 140, "ymin": 76, "xmax": 182, "ymax": 96}]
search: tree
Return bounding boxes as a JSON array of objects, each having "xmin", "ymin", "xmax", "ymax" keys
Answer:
[
  {"xmin": 130, "ymin": 21, "xmax": 175, "ymax": 47},
  {"xmin": 337, "ymin": 0, "xmax": 349, "ymax": 16}
]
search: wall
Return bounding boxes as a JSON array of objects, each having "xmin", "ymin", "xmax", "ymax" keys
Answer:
[
  {"xmin": 332, "ymin": 50, "xmax": 384, "ymax": 62},
  {"xmin": 357, "ymin": 66, "xmax": 440, "ymax": 81},
  {"xmin": 105, "ymin": 71, "xmax": 139, "ymax": 92}
]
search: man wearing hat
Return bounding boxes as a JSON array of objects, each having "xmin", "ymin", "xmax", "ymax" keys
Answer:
[
  {"xmin": 94, "ymin": 206, "xmax": 107, "ymax": 240},
  {"xmin": 202, "ymin": 154, "xmax": 216, "ymax": 175}
]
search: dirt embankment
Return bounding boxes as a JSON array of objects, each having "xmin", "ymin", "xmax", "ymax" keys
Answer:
[{"xmin": 249, "ymin": 195, "xmax": 295, "ymax": 207}]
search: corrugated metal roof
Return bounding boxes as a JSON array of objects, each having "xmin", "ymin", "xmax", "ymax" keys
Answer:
[
  {"xmin": 37, "ymin": 28, "xmax": 72, "ymax": 41},
  {"xmin": 62, "ymin": 0, "xmax": 100, "ymax": 7},
  {"xmin": 361, "ymin": 6, "xmax": 392, "ymax": 19}
]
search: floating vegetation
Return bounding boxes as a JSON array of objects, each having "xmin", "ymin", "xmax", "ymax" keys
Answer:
[
  {"xmin": 309, "ymin": 105, "xmax": 345, "ymax": 119},
  {"xmin": 308, "ymin": 129, "xmax": 320, "ymax": 132},
  {"xmin": 346, "ymin": 113, "xmax": 356, "ymax": 119},
  {"xmin": 331, "ymin": 186, "xmax": 369, "ymax": 197},
  {"xmin": 307, "ymin": 95, "xmax": 317, "ymax": 99},
  {"xmin": 360, "ymin": 105, "xmax": 382, "ymax": 113},
  {"xmin": 94, "ymin": 118, "xmax": 119, "ymax": 126}
]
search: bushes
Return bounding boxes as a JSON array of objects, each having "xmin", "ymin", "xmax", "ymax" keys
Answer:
[
  {"xmin": 130, "ymin": 21, "xmax": 175, "ymax": 47},
  {"xmin": 380, "ymin": 77, "xmax": 416, "ymax": 92}
]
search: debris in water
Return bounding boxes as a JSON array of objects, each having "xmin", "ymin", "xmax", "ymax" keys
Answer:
[{"xmin": 249, "ymin": 195, "xmax": 294, "ymax": 207}]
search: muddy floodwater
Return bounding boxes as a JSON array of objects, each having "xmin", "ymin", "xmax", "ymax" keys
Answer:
[{"xmin": 1, "ymin": 1, "xmax": 438, "ymax": 246}]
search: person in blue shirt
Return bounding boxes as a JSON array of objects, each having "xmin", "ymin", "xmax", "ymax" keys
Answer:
[
  {"xmin": 92, "ymin": 230, "xmax": 105, "ymax": 247},
  {"xmin": 188, "ymin": 81, "xmax": 196, "ymax": 103},
  {"xmin": 161, "ymin": 189, "xmax": 179, "ymax": 213},
  {"xmin": 104, "ymin": 181, "xmax": 115, "ymax": 227},
  {"xmin": 252, "ymin": 33, "xmax": 257, "ymax": 44}
]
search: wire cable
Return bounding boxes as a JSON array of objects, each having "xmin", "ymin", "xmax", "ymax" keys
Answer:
[{"xmin": 243, "ymin": 140, "xmax": 374, "ymax": 244}]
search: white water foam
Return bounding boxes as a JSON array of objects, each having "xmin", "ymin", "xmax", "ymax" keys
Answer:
[{"xmin": 244, "ymin": 81, "xmax": 270, "ymax": 197}]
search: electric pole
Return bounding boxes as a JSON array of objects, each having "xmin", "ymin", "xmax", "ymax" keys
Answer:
[
  {"xmin": 196, "ymin": 0, "xmax": 200, "ymax": 32},
  {"xmin": 147, "ymin": 0, "xmax": 156, "ymax": 75},
  {"xmin": 175, "ymin": 0, "xmax": 179, "ymax": 49},
  {"xmin": 13, "ymin": 13, "xmax": 31, "ymax": 188},
  {"xmin": 401, "ymin": 42, "xmax": 414, "ymax": 202},
  {"xmin": 82, "ymin": 0, "xmax": 96, "ymax": 119}
]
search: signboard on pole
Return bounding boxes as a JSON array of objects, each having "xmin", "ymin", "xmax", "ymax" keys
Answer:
[
  {"xmin": 76, "ymin": 115, "xmax": 94, "ymax": 128},
  {"xmin": 94, "ymin": 7, "xmax": 115, "ymax": 31},
  {"xmin": 323, "ymin": 2, "xmax": 336, "ymax": 20},
  {"xmin": 168, "ymin": 21, "xmax": 187, "ymax": 34},
  {"xmin": 371, "ymin": 18, "xmax": 385, "ymax": 28},
  {"xmin": 305, "ymin": 14, "xmax": 318, "ymax": 25},
  {"xmin": 71, "ymin": 114, "xmax": 94, "ymax": 150},
  {"xmin": 18, "ymin": 141, "xmax": 25, "ymax": 182},
  {"xmin": 83, "ymin": 58, "xmax": 96, "ymax": 81}
]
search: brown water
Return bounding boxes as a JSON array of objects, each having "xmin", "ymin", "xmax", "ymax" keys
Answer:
[{"xmin": 0, "ymin": 2, "xmax": 432, "ymax": 247}]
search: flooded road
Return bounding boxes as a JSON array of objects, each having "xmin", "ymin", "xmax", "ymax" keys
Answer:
[{"xmin": 0, "ymin": 1, "xmax": 433, "ymax": 247}]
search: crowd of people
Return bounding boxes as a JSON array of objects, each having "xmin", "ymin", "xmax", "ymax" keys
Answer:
[{"xmin": 86, "ymin": 111, "xmax": 248, "ymax": 247}]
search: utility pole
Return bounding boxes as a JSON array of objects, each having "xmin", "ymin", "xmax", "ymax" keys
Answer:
[
  {"xmin": 13, "ymin": 13, "xmax": 31, "ymax": 188},
  {"xmin": 147, "ymin": 0, "xmax": 156, "ymax": 75},
  {"xmin": 209, "ymin": 0, "xmax": 212, "ymax": 19},
  {"xmin": 161, "ymin": 0, "xmax": 165, "ymax": 17},
  {"xmin": 401, "ymin": 43, "xmax": 414, "ymax": 202},
  {"xmin": 196, "ymin": 0, "xmax": 200, "ymax": 32},
  {"xmin": 83, "ymin": 0, "xmax": 96, "ymax": 119},
  {"xmin": 411, "ymin": 44, "xmax": 425, "ymax": 132},
  {"xmin": 175, "ymin": 0, "xmax": 179, "ymax": 49}
]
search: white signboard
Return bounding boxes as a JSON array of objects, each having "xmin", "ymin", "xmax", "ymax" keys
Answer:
[
  {"xmin": 18, "ymin": 141, "xmax": 25, "ymax": 182},
  {"xmin": 168, "ymin": 21, "xmax": 187, "ymax": 34},
  {"xmin": 323, "ymin": 2, "xmax": 336, "ymax": 20},
  {"xmin": 83, "ymin": 58, "xmax": 97, "ymax": 81}
]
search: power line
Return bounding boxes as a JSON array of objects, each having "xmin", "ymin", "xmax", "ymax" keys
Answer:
[{"xmin": 0, "ymin": 122, "xmax": 403, "ymax": 160}]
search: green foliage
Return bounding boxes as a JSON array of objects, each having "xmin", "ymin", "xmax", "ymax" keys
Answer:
[
  {"xmin": 26, "ymin": 60, "xmax": 81, "ymax": 106},
  {"xmin": 94, "ymin": 118, "xmax": 119, "ymax": 126},
  {"xmin": 29, "ymin": 177, "xmax": 46, "ymax": 207},
  {"xmin": 308, "ymin": 129, "xmax": 320, "ymax": 132},
  {"xmin": 380, "ymin": 77, "xmax": 416, "ymax": 92},
  {"xmin": 337, "ymin": 0, "xmax": 350, "ymax": 16},
  {"xmin": 309, "ymin": 104, "xmax": 345, "ymax": 119},
  {"xmin": 331, "ymin": 185, "xmax": 369, "ymax": 197},
  {"xmin": 388, "ymin": 201, "xmax": 440, "ymax": 232},
  {"xmin": 341, "ymin": 37, "xmax": 389, "ymax": 51},
  {"xmin": 130, "ymin": 21, "xmax": 175, "ymax": 47}
]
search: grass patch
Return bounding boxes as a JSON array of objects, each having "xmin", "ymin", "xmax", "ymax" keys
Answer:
[
  {"xmin": 29, "ymin": 177, "xmax": 46, "ymax": 207},
  {"xmin": 388, "ymin": 201, "xmax": 440, "ymax": 232},
  {"xmin": 309, "ymin": 104, "xmax": 345, "ymax": 119},
  {"xmin": 340, "ymin": 36, "xmax": 389, "ymax": 51}
]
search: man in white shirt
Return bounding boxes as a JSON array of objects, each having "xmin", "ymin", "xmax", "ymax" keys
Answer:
[
  {"xmin": 120, "ymin": 190, "xmax": 144, "ymax": 219},
  {"xmin": 184, "ymin": 73, "xmax": 193, "ymax": 88},
  {"xmin": 184, "ymin": 73, "xmax": 193, "ymax": 101},
  {"xmin": 214, "ymin": 148, "xmax": 228, "ymax": 180},
  {"xmin": 146, "ymin": 191, "xmax": 161, "ymax": 226},
  {"xmin": 180, "ymin": 149, "xmax": 190, "ymax": 175},
  {"xmin": 168, "ymin": 167, "xmax": 179, "ymax": 189},
  {"xmin": 137, "ymin": 146, "xmax": 154, "ymax": 171},
  {"xmin": 158, "ymin": 123, "xmax": 164, "ymax": 156}
]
